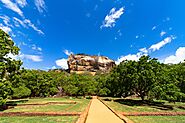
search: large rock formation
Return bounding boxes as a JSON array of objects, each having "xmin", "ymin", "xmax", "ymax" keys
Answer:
[{"xmin": 67, "ymin": 54, "xmax": 115, "ymax": 75}]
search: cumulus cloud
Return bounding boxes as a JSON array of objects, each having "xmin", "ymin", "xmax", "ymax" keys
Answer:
[
  {"xmin": 64, "ymin": 50, "xmax": 73, "ymax": 56},
  {"xmin": 116, "ymin": 35, "xmax": 176, "ymax": 64},
  {"xmin": 56, "ymin": 58, "xmax": 68, "ymax": 69},
  {"xmin": 115, "ymin": 52, "xmax": 142, "ymax": 65},
  {"xmin": 34, "ymin": 0, "xmax": 46, "ymax": 13},
  {"xmin": 16, "ymin": 0, "xmax": 27, "ymax": 8},
  {"xmin": 0, "ymin": 0, "xmax": 24, "ymax": 17},
  {"xmin": 164, "ymin": 47, "xmax": 185, "ymax": 64},
  {"xmin": 149, "ymin": 36, "xmax": 174, "ymax": 52},
  {"xmin": 101, "ymin": 7, "xmax": 124, "ymax": 28}
]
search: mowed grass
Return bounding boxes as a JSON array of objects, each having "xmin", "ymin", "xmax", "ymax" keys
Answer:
[
  {"xmin": 101, "ymin": 97, "xmax": 185, "ymax": 113},
  {"xmin": 0, "ymin": 116, "xmax": 78, "ymax": 123},
  {"xmin": 3, "ymin": 97, "xmax": 90, "ymax": 113},
  {"xmin": 128, "ymin": 116, "xmax": 185, "ymax": 123}
]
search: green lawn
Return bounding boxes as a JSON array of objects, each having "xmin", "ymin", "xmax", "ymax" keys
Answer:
[
  {"xmin": 0, "ymin": 116, "xmax": 78, "ymax": 123},
  {"xmin": 4, "ymin": 97, "xmax": 90, "ymax": 113},
  {"xmin": 7, "ymin": 97, "xmax": 79, "ymax": 104},
  {"xmin": 101, "ymin": 97, "xmax": 185, "ymax": 113},
  {"xmin": 128, "ymin": 116, "xmax": 185, "ymax": 123}
]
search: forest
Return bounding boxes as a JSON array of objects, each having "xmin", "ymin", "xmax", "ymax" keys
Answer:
[{"xmin": 1, "ymin": 28, "xmax": 185, "ymax": 107}]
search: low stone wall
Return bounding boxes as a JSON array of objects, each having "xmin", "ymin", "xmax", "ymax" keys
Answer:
[{"xmin": 76, "ymin": 98, "xmax": 93, "ymax": 123}]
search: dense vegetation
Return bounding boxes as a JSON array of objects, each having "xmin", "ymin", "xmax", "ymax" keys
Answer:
[{"xmin": 1, "ymin": 29, "xmax": 185, "ymax": 107}]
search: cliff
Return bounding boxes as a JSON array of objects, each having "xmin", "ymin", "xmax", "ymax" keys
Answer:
[{"xmin": 67, "ymin": 54, "xmax": 115, "ymax": 75}]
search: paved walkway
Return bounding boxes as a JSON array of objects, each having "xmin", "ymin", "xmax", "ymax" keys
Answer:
[{"xmin": 85, "ymin": 99, "xmax": 124, "ymax": 123}]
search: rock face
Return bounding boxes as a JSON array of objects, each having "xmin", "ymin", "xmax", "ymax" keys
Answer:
[{"xmin": 67, "ymin": 54, "xmax": 115, "ymax": 75}]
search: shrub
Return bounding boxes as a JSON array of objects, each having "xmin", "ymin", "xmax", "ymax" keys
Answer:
[{"xmin": 12, "ymin": 86, "xmax": 31, "ymax": 99}]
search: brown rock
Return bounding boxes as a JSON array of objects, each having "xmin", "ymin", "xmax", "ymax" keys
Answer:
[{"xmin": 67, "ymin": 54, "xmax": 115, "ymax": 74}]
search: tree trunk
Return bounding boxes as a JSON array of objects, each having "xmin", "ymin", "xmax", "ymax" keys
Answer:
[{"xmin": 141, "ymin": 95, "xmax": 145, "ymax": 101}]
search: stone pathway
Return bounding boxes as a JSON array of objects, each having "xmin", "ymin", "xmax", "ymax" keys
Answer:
[{"xmin": 85, "ymin": 99, "xmax": 124, "ymax": 123}]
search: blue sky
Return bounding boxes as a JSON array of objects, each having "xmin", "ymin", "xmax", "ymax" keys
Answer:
[{"xmin": 0, "ymin": 0, "xmax": 185, "ymax": 70}]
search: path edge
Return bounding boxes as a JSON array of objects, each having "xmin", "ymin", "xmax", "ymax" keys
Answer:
[
  {"xmin": 98, "ymin": 97, "xmax": 134, "ymax": 123},
  {"xmin": 76, "ymin": 98, "xmax": 93, "ymax": 123}
]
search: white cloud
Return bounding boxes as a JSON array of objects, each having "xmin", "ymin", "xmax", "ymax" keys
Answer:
[
  {"xmin": 0, "ymin": 23, "xmax": 12, "ymax": 33},
  {"xmin": 64, "ymin": 50, "xmax": 73, "ymax": 56},
  {"xmin": 0, "ymin": 0, "xmax": 24, "ymax": 17},
  {"xmin": 101, "ymin": 7, "xmax": 124, "ymax": 28},
  {"xmin": 13, "ymin": 17, "xmax": 44, "ymax": 34},
  {"xmin": 13, "ymin": 17, "xmax": 26, "ymax": 27},
  {"xmin": 116, "ymin": 35, "xmax": 176, "ymax": 64},
  {"xmin": 34, "ymin": 0, "xmax": 46, "ymax": 13},
  {"xmin": 24, "ymin": 19, "xmax": 44, "ymax": 34},
  {"xmin": 160, "ymin": 31, "xmax": 166, "ymax": 37},
  {"xmin": 22, "ymin": 54, "xmax": 43, "ymax": 62},
  {"xmin": 16, "ymin": 0, "xmax": 27, "ymax": 8},
  {"xmin": 115, "ymin": 52, "xmax": 142, "ymax": 65},
  {"xmin": 149, "ymin": 36, "xmax": 174, "ymax": 52},
  {"xmin": 7, "ymin": 52, "xmax": 43, "ymax": 62},
  {"xmin": 139, "ymin": 48, "xmax": 148, "ymax": 54},
  {"xmin": 56, "ymin": 58, "xmax": 68, "ymax": 69},
  {"xmin": 0, "ymin": 15, "xmax": 12, "ymax": 27},
  {"xmin": 164, "ymin": 47, "xmax": 185, "ymax": 64},
  {"xmin": 37, "ymin": 47, "xmax": 42, "ymax": 51},
  {"xmin": 31, "ymin": 44, "xmax": 42, "ymax": 51}
]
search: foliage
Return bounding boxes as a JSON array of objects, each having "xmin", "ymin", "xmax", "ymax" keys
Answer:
[
  {"xmin": 12, "ymin": 86, "xmax": 31, "ymax": 99},
  {"xmin": 108, "ymin": 55, "xmax": 185, "ymax": 101},
  {"xmin": 1, "ymin": 28, "xmax": 185, "ymax": 103},
  {"xmin": 0, "ymin": 29, "xmax": 22, "ymax": 105}
]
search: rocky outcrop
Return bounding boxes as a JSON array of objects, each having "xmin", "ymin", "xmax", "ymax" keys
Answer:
[{"xmin": 67, "ymin": 54, "xmax": 115, "ymax": 75}]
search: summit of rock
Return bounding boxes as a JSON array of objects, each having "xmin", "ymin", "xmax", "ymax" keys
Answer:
[{"xmin": 67, "ymin": 54, "xmax": 115, "ymax": 75}]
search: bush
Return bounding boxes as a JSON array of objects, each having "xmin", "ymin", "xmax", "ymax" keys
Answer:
[{"xmin": 12, "ymin": 86, "xmax": 31, "ymax": 99}]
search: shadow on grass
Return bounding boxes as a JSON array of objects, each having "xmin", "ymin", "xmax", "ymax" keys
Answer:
[
  {"xmin": 6, "ymin": 99, "xmax": 29, "ymax": 106},
  {"xmin": 0, "ymin": 100, "xmax": 28, "ymax": 111},
  {"xmin": 103, "ymin": 98, "xmax": 177, "ymax": 111}
]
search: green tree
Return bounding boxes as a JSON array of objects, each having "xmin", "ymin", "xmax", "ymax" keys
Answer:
[
  {"xmin": 0, "ymin": 29, "xmax": 22, "ymax": 105},
  {"xmin": 133, "ymin": 56, "xmax": 161, "ymax": 101}
]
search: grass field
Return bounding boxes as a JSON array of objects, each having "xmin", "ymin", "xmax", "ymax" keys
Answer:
[
  {"xmin": 3, "ymin": 97, "xmax": 90, "ymax": 113},
  {"xmin": 101, "ymin": 97, "xmax": 185, "ymax": 113},
  {"xmin": 128, "ymin": 116, "xmax": 185, "ymax": 123},
  {"xmin": 101, "ymin": 97, "xmax": 185, "ymax": 123},
  {"xmin": 0, "ymin": 116, "xmax": 78, "ymax": 123},
  {"xmin": 0, "ymin": 97, "xmax": 90, "ymax": 123}
]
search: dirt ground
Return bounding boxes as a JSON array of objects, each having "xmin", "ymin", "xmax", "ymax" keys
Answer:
[{"xmin": 85, "ymin": 99, "xmax": 124, "ymax": 123}]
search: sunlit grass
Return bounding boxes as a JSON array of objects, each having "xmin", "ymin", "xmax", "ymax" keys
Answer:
[
  {"xmin": 4, "ymin": 97, "xmax": 90, "ymax": 113},
  {"xmin": 101, "ymin": 97, "xmax": 185, "ymax": 113},
  {"xmin": 128, "ymin": 116, "xmax": 185, "ymax": 123}
]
